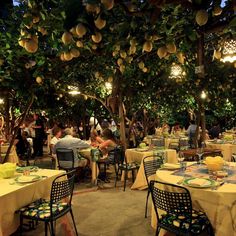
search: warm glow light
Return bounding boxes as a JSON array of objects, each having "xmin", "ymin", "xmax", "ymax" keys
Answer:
[
  {"xmin": 68, "ymin": 86, "xmax": 80, "ymax": 95},
  {"xmin": 105, "ymin": 82, "xmax": 112, "ymax": 93},
  {"xmin": 200, "ymin": 91, "xmax": 207, "ymax": 99},
  {"xmin": 0, "ymin": 98, "xmax": 4, "ymax": 104},
  {"xmin": 169, "ymin": 64, "xmax": 185, "ymax": 79},
  {"xmin": 221, "ymin": 39, "xmax": 236, "ymax": 63},
  {"xmin": 68, "ymin": 90, "xmax": 81, "ymax": 95}
]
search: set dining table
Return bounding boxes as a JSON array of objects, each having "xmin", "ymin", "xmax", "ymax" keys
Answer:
[
  {"xmin": 125, "ymin": 148, "xmax": 178, "ymax": 190},
  {"xmin": 0, "ymin": 168, "xmax": 68, "ymax": 236},
  {"xmin": 151, "ymin": 162, "xmax": 236, "ymax": 236}
]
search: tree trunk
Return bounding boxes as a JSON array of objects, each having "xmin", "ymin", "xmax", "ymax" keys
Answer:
[
  {"xmin": 118, "ymin": 97, "xmax": 127, "ymax": 149},
  {"xmin": 2, "ymin": 94, "xmax": 35, "ymax": 163},
  {"xmin": 5, "ymin": 95, "xmax": 10, "ymax": 141}
]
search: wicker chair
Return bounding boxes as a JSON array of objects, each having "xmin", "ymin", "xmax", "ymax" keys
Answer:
[
  {"xmin": 18, "ymin": 171, "xmax": 78, "ymax": 236},
  {"xmin": 150, "ymin": 180, "xmax": 214, "ymax": 236},
  {"xmin": 143, "ymin": 154, "xmax": 164, "ymax": 218}
]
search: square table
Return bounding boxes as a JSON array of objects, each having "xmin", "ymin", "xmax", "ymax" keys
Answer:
[
  {"xmin": 0, "ymin": 169, "xmax": 65, "ymax": 236},
  {"xmin": 125, "ymin": 148, "xmax": 177, "ymax": 190}
]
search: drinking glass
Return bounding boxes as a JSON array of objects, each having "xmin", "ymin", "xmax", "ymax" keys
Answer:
[
  {"xmin": 196, "ymin": 148, "xmax": 203, "ymax": 165},
  {"xmin": 209, "ymin": 171, "xmax": 217, "ymax": 190}
]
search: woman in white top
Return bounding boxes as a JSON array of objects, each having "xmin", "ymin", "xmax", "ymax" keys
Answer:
[{"xmin": 50, "ymin": 127, "xmax": 62, "ymax": 154}]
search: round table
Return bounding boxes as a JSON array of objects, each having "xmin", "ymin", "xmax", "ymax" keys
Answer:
[{"xmin": 151, "ymin": 163, "xmax": 236, "ymax": 236}]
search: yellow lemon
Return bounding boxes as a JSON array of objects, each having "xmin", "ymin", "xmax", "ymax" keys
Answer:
[
  {"xmin": 143, "ymin": 41, "xmax": 153, "ymax": 52},
  {"xmin": 177, "ymin": 52, "xmax": 185, "ymax": 64},
  {"xmin": 142, "ymin": 67, "xmax": 148, "ymax": 73},
  {"xmin": 213, "ymin": 6, "xmax": 222, "ymax": 16},
  {"xmin": 157, "ymin": 46, "xmax": 167, "ymax": 59},
  {"xmin": 108, "ymin": 76, "xmax": 113, "ymax": 82},
  {"xmin": 119, "ymin": 65, "xmax": 125, "ymax": 73},
  {"xmin": 33, "ymin": 16, "xmax": 40, "ymax": 24},
  {"xmin": 36, "ymin": 76, "xmax": 43, "ymax": 84},
  {"xmin": 196, "ymin": 10, "xmax": 208, "ymax": 26},
  {"xmin": 70, "ymin": 27, "xmax": 77, "ymax": 35},
  {"xmin": 76, "ymin": 40, "xmax": 83, "ymax": 48},
  {"xmin": 138, "ymin": 61, "xmax": 145, "ymax": 69},
  {"xmin": 166, "ymin": 43, "xmax": 176, "ymax": 53},
  {"xmin": 120, "ymin": 51, "xmax": 127, "ymax": 59},
  {"xmin": 64, "ymin": 52, "xmax": 73, "ymax": 61},
  {"xmin": 117, "ymin": 58, "xmax": 123, "ymax": 66},
  {"xmin": 101, "ymin": 0, "xmax": 114, "ymax": 10},
  {"xmin": 92, "ymin": 32, "xmax": 102, "ymax": 43},
  {"xmin": 76, "ymin": 24, "xmax": 87, "ymax": 38},
  {"xmin": 38, "ymin": 27, "xmax": 47, "ymax": 35},
  {"xmin": 24, "ymin": 39, "xmax": 38, "ymax": 53},
  {"xmin": 60, "ymin": 53, "xmax": 65, "ymax": 61},
  {"xmin": 94, "ymin": 15, "xmax": 106, "ymax": 30},
  {"xmin": 62, "ymin": 32, "xmax": 73, "ymax": 45},
  {"xmin": 70, "ymin": 48, "xmax": 80, "ymax": 58},
  {"xmin": 18, "ymin": 38, "xmax": 26, "ymax": 47}
]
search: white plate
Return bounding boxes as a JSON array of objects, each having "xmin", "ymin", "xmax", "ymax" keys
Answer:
[
  {"xmin": 15, "ymin": 175, "xmax": 41, "ymax": 183},
  {"xmin": 183, "ymin": 177, "xmax": 215, "ymax": 188}
]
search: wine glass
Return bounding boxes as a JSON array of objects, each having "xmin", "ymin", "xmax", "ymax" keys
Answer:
[{"xmin": 196, "ymin": 147, "xmax": 204, "ymax": 165}]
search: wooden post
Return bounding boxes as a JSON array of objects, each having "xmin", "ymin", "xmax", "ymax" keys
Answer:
[
  {"xmin": 118, "ymin": 96, "xmax": 127, "ymax": 149},
  {"xmin": 5, "ymin": 93, "xmax": 10, "ymax": 141}
]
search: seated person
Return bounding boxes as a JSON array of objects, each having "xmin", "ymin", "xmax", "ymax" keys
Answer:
[
  {"xmin": 15, "ymin": 130, "xmax": 31, "ymax": 159},
  {"xmin": 90, "ymin": 129, "xmax": 104, "ymax": 147},
  {"xmin": 50, "ymin": 127, "xmax": 62, "ymax": 157},
  {"xmin": 53, "ymin": 128, "xmax": 90, "ymax": 169},
  {"xmin": 99, "ymin": 128, "xmax": 118, "ymax": 163}
]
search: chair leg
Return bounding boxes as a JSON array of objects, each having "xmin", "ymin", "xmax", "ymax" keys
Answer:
[
  {"xmin": 19, "ymin": 215, "xmax": 23, "ymax": 236},
  {"xmin": 145, "ymin": 189, "xmax": 150, "ymax": 218},
  {"xmin": 123, "ymin": 170, "xmax": 127, "ymax": 191},
  {"xmin": 131, "ymin": 169, "xmax": 135, "ymax": 183},
  {"xmin": 114, "ymin": 166, "xmax": 119, "ymax": 187},
  {"xmin": 155, "ymin": 226, "xmax": 161, "ymax": 236},
  {"xmin": 70, "ymin": 209, "xmax": 79, "ymax": 236},
  {"xmin": 45, "ymin": 222, "xmax": 48, "ymax": 236},
  {"xmin": 50, "ymin": 221, "xmax": 55, "ymax": 236}
]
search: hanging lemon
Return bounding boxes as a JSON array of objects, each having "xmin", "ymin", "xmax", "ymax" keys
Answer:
[
  {"xmin": 76, "ymin": 40, "xmax": 83, "ymax": 48},
  {"xmin": 157, "ymin": 46, "xmax": 167, "ymax": 59},
  {"xmin": 142, "ymin": 67, "xmax": 148, "ymax": 73},
  {"xmin": 176, "ymin": 52, "xmax": 185, "ymax": 64},
  {"xmin": 213, "ymin": 6, "xmax": 222, "ymax": 16},
  {"xmin": 101, "ymin": 0, "xmax": 114, "ymax": 10},
  {"xmin": 60, "ymin": 53, "xmax": 65, "ymax": 61},
  {"xmin": 138, "ymin": 61, "xmax": 145, "ymax": 69},
  {"xmin": 166, "ymin": 43, "xmax": 176, "ymax": 53},
  {"xmin": 120, "ymin": 51, "xmax": 127, "ymax": 59},
  {"xmin": 195, "ymin": 10, "xmax": 208, "ymax": 26},
  {"xmin": 143, "ymin": 41, "xmax": 153, "ymax": 52},
  {"xmin": 76, "ymin": 24, "xmax": 87, "ymax": 38},
  {"xmin": 117, "ymin": 58, "xmax": 123, "ymax": 66},
  {"xmin": 24, "ymin": 39, "xmax": 38, "ymax": 53},
  {"xmin": 62, "ymin": 32, "xmax": 73, "ymax": 45},
  {"xmin": 36, "ymin": 76, "xmax": 43, "ymax": 84},
  {"xmin": 70, "ymin": 48, "xmax": 80, "ymax": 58},
  {"xmin": 64, "ymin": 52, "xmax": 73, "ymax": 61},
  {"xmin": 92, "ymin": 32, "xmax": 102, "ymax": 43},
  {"xmin": 95, "ymin": 15, "xmax": 106, "ymax": 29}
]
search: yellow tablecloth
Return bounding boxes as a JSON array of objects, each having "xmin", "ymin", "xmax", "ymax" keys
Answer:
[
  {"xmin": 125, "ymin": 148, "xmax": 177, "ymax": 190},
  {"xmin": 206, "ymin": 142, "xmax": 236, "ymax": 161},
  {"xmin": 151, "ymin": 163, "xmax": 236, "ymax": 236},
  {"xmin": 0, "ymin": 145, "xmax": 19, "ymax": 164},
  {"xmin": 0, "ymin": 169, "xmax": 65, "ymax": 236}
]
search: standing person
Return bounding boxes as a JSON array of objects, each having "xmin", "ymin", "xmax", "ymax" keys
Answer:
[
  {"xmin": 31, "ymin": 113, "xmax": 45, "ymax": 158},
  {"xmin": 187, "ymin": 120, "xmax": 197, "ymax": 148}
]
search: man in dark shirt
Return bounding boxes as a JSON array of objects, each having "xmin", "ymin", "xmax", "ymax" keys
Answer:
[{"xmin": 32, "ymin": 113, "xmax": 45, "ymax": 157}]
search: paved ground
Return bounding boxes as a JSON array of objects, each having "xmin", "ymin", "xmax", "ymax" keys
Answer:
[{"xmin": 14, "ymin": 155, "xmax": 156, "ymax": 236}]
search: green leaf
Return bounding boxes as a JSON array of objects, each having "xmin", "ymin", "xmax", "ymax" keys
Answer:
[
  {"xmin": 40, "ymin": 12, "xmax": 46, "ymax": 21},
  {"xmin": 229, "ymin": 17, "xmax": 236, "ymax": 27},
  {"xmin": 5, "ymin": 43, "xmax": 10, "ymax": 49}
]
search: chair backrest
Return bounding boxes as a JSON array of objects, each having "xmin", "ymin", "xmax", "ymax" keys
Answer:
[
  {"xmin": 232, "ymin": 154, "xmax": 236, "ymax": 162},
  {"xmin": 179, "ymin": 138, "xmax": 189, "ymax": 151},
  {"xmin": 113, "ymin": 146, "xmax": 125, "ymax": 165},
  {"xmin": 143, "ymin": 155, "xmax": 163, "ymax": 184},
  {"xmin": 50, "ymin": 171, "xmax": 75, "ymax": 213},
  {"xmin": 151, "ymin": 138, "xmax": 165, "ymax": 149},
  {"xmin": 56, "ymin": 148, "xmax": 75, "ymax": 170},
  {"xmin": 150, "ymin": 180, "xmax": 192, "ymax": 221}
]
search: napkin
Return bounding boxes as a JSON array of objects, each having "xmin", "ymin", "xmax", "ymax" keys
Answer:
[
  {"xmin": 163, "ymin": 163, "xmax": 180, "ymax": 169},
  {"xmin": 189, "ymin": 178, "xmax": 209, "ymax": 187}
]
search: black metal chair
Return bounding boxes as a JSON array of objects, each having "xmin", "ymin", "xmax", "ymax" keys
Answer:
[
  {"xmin": 143, "ymin": 154, "xmax": 164, "ymax": 218},
  {"xmin": 179, "ymin": 137, "xmax": 190, "ymax": 151},
  {"xmin": 56, "ymin": 148, "xmax": 76, "ymax": 171},
  {"xmin": 150, "ymin": 180, "xmax": 214, "ymax": 236},
  {"xmin": 114, "ymin": 146, "xmax": 140, "ymax": 191},
  {"xmin": 232, "ymin": 154, "xmax": 236, "ymax": 162},
  {"xmin": 151, "ymin": 138, "xmax": 165, "ymax": 149},
  {"xmin": 18, "ymin": 171, "xmax": 78, "ymax": 236}
]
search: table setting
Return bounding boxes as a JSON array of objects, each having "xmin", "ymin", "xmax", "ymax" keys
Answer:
[
  {"xmin": 0, "ymin": 163, "xmax": 65, "ymax": 236},
  {"xmin": 151, "ymin": 156, "xmax": 236, "ymax": 236}
]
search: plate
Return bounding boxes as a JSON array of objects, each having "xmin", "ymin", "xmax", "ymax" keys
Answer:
[
  {"xmin": 16, "ymin": 166, "xmax": 39, "ymax": 173},
  {"xmin": 15, "ymin": 175, "xmax": 41, "ymax": 183},
  {"xmin": 161, "ymin": 163, "xmax": 180, "ymax": 170},
  {"xmin": 183, "ymin": 177, "xmax": 215, "ymax": 188},
  {"xmin": 135, "ymin": 148, "xmax": 149, "ymax": 152}
]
